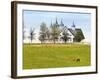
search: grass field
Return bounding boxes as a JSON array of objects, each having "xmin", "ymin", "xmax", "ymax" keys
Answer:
[{"xmin": 23, "ymin": 43, "xmax": 91, "ymax": 69}]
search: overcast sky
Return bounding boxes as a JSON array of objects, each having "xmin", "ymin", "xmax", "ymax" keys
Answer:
[{"xmin": 23, "ymin": 10, "xmax": 91, "ymax": 42}]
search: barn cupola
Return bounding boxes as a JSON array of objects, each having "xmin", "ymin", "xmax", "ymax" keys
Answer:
[
  {"xmin": 60, "ymin": 19, "xmax": 64, "ymax": 27},
  {"xmin": 71, "ymin": 21, "xmax": 76, "ymax": 31},
  {"xmin": 55, "ymin": 18, "xmax": 59, "ymax": 27}
]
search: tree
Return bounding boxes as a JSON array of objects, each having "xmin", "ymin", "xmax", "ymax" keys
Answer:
[
  {"xmin": 46, "ymin": 27, "xmax": 51, "ymax": 40},
  {"xmin": 39, "ymin": 22, "xmax": 49, "ymax": 43},
  {"xmin": 29, "ymin": 28, "xmax": 35, "ymax": 43},
  {"xmin": 39, "ymin": 35, "xmax": 44, "ymax": 44},
  {"xmin": 23, "ymin": 23, "xmax": 26, "ymax": 40},
  {"xmin": 51, "ymin": 23, "xmax": 61, "ymax": 44},
  {"xmin": 23, "ymin": 27, "xmax": 25, "ymax": 40},
  {"xmin": 75, "ymin": 30, "xmax": 84, "ymax": 42},
  {"xmin": 61, "ymin": 29, "xmax": 69, "ymax": 43}
]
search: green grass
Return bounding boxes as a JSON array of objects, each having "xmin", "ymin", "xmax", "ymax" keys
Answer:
[{"xmin": 23, "ymin": 43, "xmax": 91, "ymax": 69}]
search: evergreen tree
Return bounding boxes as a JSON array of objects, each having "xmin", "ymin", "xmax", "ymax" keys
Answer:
[{"xmin": 75, "ymin": 30, "xmax": 84, "ymax": 42}]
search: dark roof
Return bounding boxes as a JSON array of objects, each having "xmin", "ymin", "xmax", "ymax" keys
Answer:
[
  {"xmin": 68, "ymin": 28, "xmax": 85, "ymax": 39},
  {"xmin": 68, "ymin": 28, "xmax": 75, "ymax": 36}
]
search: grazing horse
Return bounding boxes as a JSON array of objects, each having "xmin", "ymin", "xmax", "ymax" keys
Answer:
[{"xmin": 76, "ymin": 58, "xmax": 80, "ymax": 62}]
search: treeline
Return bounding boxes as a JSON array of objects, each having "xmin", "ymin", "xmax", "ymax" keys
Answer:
[
  {"xmin": 38, "ymin": 22, "xmax": 69, "ymax": 44},
  {"xmin": 23, "ymin": 22, "xmax": 84, "ymax": 44}
]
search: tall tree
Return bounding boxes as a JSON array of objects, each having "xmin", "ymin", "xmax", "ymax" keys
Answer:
[
  {"xmin": 61, "ymin": 29, "xmax": 69, "ymax": 44},
  {"xmin": 46, "ymin": 27, "xmax": 51, "ymax": 40},
  {"xmin": 75, "ymin": 30, "xmax": 84, "ymax": 42},
  {"xmin": 23, "ymin": 26, "xmax": 25, "ymax": 40},
  {"xmin": 39, "ymin": 22, "xmax": 49, "ymax": 43},
  {"xmin": 51, "ymin": 23, "xmax": 60, "ymax": 44},
  {"xmin": 23, "ymin": 21, "xmax": 26, "ymax": 40},
  {"xmin": 29, "ymin": 28, "xmax": 35, "ymax": 43}
]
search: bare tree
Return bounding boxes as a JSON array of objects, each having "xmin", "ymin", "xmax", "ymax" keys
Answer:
[
  {"xmin": 23, "ymin": 22, "xmax": 26, "ymax": 40},
  {"xmin": 46, "ymin": 27, "xmax": 51, "ymax": 41},
  {"xmin": 29, "ymin": 28, "xmax": 35, "ymax": 43},
  {"xmin": 51, "ymin": 23, "xmax": 60, "ymax": 44},
  {"xmin": 39, "ymin": 22, "xmax": 50, "ymax": 43},
  {"xmin": 61, "ymin": 29, "xmax": 69, "ymax": 44}
]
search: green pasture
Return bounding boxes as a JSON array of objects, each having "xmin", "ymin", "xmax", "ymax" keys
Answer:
[{"xmin": 23, "ymin": 43, "xmax": 90, "ymax": 69}]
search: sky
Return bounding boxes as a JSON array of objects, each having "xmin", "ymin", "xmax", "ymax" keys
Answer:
[{"xmin": 23, "ymin": 10, "xmax": 91, "ymax": 42}]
